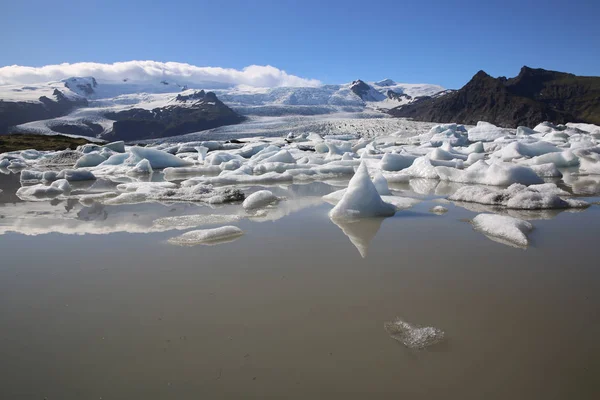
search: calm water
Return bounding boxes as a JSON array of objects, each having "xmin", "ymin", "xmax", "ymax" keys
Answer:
[{"xmin": 1, "ymin": 172, "xmax": 600, "ymax": 399}]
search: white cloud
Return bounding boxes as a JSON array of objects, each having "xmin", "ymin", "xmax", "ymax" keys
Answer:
[{"xmin": 0, "ymin": 60, "xmax": 321, "ymax": 87}]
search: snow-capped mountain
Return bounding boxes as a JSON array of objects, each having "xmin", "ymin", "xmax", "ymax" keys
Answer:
[{"xmin": 0, "ymin": 75, "xmax": 445, "ymax": 140}]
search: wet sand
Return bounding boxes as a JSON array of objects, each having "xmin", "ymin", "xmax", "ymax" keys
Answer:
[{"xmin": 1, "ymin": 185, "xmax": 600, "ymax": 399}]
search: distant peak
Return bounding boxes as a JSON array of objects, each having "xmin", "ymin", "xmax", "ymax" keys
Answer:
[
  {"xmin": 375, "ymin": 79, "xmax": 396, "ymax": 87},
  {"xmin": 473, "ymin": 70, "xmax": 491, "ymax": 79}
]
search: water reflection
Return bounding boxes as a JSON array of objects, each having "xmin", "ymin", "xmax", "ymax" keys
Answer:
[{"xmin": 330, "ymin": 217, "xmax": 385, "ymax": 258}]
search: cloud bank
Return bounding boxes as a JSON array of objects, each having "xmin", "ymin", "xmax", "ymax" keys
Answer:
[{"xmin": 0, "ymin": 61, "xmax": 321, "ymax": 87}]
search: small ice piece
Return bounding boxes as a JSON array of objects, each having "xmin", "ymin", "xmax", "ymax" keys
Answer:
[
  {"xmin": 384, "ymin": 318, "xmax": 445, "ymax": 349},
  {"xmin": 472, "ymin": 213, "xmax": 533, "ymax": 248},
  {"xmin": 430, "ymin": 205, "xmax": 448, "ymax": 215},
  {"xmin": 529, "ymin": 163, "xmax": 562, "ymax": 178},
  {"xmin": 56, "ymin": 169, "xmax": 96, "ymax": 181},
  {"xmin": 261, "ymin": 149, "xmax": 296, "ymax": 164},
  {"xmin": 372, "ymin": 171, "xmax": 391, "ymax": 195},
  {"xmin": 393, "ymin": 157, "xmax": 439, "ymax": 179},
  {"xmin": 195, "ymin": 146, "xmax": 209, "ymax": 161},
  {"xmin": 449, "ymin": 183, "xmax": 588, "ymax": 209},
  {"xmin": 468, "ymin": 121, "xmax": 512, "ymax": 142},
  {"xmin": 522, "ymin": 150, "xmax": 579, "ymax": 168},
  {"xmin": 243, "ymin": 190, "xmax": 280, "ymax": 210},
  {"xmin": 153, "ymin": 214, "xmax": 244, "ymax": 230},
  {"xmin": 329, "ymin": 162, "xmax": 396, "ymax": 219},
  {"xmin": 379, "ymin": 153, "xmax": 416, "ymax": 171},
  {"xmin": 129, "ymin": 146, "xmax": 193, "ymax": 169},
  {"xmin": 103, "ymin": 141, "xmax": 126, "ymax": 153},
  {"xmin": 74, "ymin": 153, "xmax": 106, "ymax": 168},
  {"xmin": 436, "ymin": 160, "xmax": 543, "ymax": 186},
  {"xmin": 16, "ymin": 179, "xmax": 71, "ymax": 200},
  {"xmin": 99, "ymin": 153, "xmax": 129, "ymax": 166},
  {"xmin": 516, "ymin": 126, "xmax": 538, "ymax": 136},
  {"xmin": 167, "ymin": 226, "xmax": 244, "ymax": 246},
  {"xmin": 20, "ymin": 170, "xmax": 43, "ymax": 182},
  {"xmin": 128, "ymin": 159, "xmax": 153, "ymax": 175}
]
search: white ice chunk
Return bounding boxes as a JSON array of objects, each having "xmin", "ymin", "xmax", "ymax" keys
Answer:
[
  {"xmin": 261, "ymin": 149, "xmax": 296, "ymax": 164},
  {"xmin": 242, "ymin": 190, "xmax": 280, "ymax": 210},
  {"xmin": 372, "ymin": 171, "xmax": 391, "ymax": 195},
  {"xmin": 128, "ymin": 159, "xmax": 153, "ymax": 175},
  {"xmin": 56, "ymin": 169, "xmax": 96, "ymax": 181},
  {"xmin": 129, "ymin": 146, "xmax": 193, "ymax": 169},
  {"xmin": 430, "ymin": 205, "xmax": 448, "ymax": 215},
  {"xmin": 449, "ymin": 183, "xmax": 588, "ymax": 209},
  {"xmin": 468, "ymin": 121, "xmax": 512, "ymax": 142},
  {"xmin": 436, "ymin": 160, "xmax": 543, "ymax": 186},
  {"xmin": 329, "ymin": 162, "xmax": 396, "ymax": 219},
  {"xmin": 167, "ymin": 226, "xmax": 244, "ymax": 246},
  {"xmin": 472, "ymin": 213, "xmax": 533, "ymax": 248},
  {"xmin": 379, "ymin": 152, "xmax": 416, "ymax": 171},
  {"xmin": 16, "ymin": 179, "xmax": 71, "ymax": 200},
  {"xmin": 103, "ymin": 141, "xmax": 125, "ymax": 153},
  {"xmin": 74, "ymin": 153, "xmax": 107, "ymax": 168},
  {"xmin": 153, "ymin": 214, "xmax": 244, "ymax": 230}
]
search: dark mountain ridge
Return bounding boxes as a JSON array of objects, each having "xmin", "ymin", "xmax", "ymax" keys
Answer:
[
  {"xmin": 102, "ymin": 90, "xmax": 245, "ymax": 141},
  {"xmin": 389, "ymin": 66, "xmax": 600, "ymax": 127}
]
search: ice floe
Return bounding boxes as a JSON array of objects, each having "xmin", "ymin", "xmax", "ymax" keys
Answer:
[
  {"xmin": 449, "ymin": 183, "xmax": 589, "ymax": 209},
  {"xmin": 384, "ymin": 318, "xmax": 445, "ymax": 349},
  {"xmin": 472, "ymin": 213, "xmax": 533, "ymax": 248},
  {"xmin": 167, "ymin": 226, "xmax": 244, "ymax": 246},
  {"xmin": 329, "ymin": 162, "xmax": 396, "ymax": 219},
  {"xmin": 242, "ymin": 190, "xmax": 281, "ymax": 210}
]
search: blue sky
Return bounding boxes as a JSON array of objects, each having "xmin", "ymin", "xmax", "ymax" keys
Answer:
[{"xmin": 1, "ymin": 0, "xmax": 598, "ymax": 88}]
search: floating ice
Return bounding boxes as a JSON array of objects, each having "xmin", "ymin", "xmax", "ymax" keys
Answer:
[
  {"xmin": 379, "ymin": 153, "xmax": 416, "ymax": 171},
  {"xmin": 128, "ymin": 159, "xmax": 153, "ymax": 175},
  {"xmin": 472, "ymin": 213, "xmax": 533, "ymax": 248},
  {"xmin": 449, "ymin": 183, "xmax": 589, "ymax": 209},
  {"xmin": 103, "ymin": 141, "xmax": 125, "ymax": 153},
  {"xmin": 430, "ymin": 205, "xmax": 448, "ymax": 215},
  {"xmin": 261, "ymin": 149, "xmax": 296, "ymax": 164},
  {"xmin": 153, "ymin": 214, "xmax": 244, "ymax": 230},
  {"xmin": 468, "ymin": 121, "xmax": 512, "ymax": 142},
  {"xmin": 389, "ymin": 157, "xmax": 439, "ymax": 180},
  {"xmin": 16, "ymin": 179, "xmax": 71, "ymax": 200},
  {"xmin": 384, "ymin": 318, "xmax": 445, "ymax": 349},
  {"xmin": 167, "ymin": 226, "xmax": 244, "ymax": 246},
  {"xmin": 242, "ymin": 190, "xmax": 280, "ymax": 210},
  {"xmin": 74, "ymin": 153, "xmax": 106, "ymax": 168},
  {"xmin": 371, "ymin": 171, "xmax": 391, "ymax": 195},
  {"xmin": 436, "ymin": 160, "xmax": 543, "ymax": 186},
  {"xmin": 56, "ymin": 169, "xmax": 96, "ymax": 181},
  {"xmin": 129, "ymin": 146, "xmax": 193, "ymax": 169},
  {"xmin": 329, "ymin": 162, "xmax": 396, "ymax": 219}
]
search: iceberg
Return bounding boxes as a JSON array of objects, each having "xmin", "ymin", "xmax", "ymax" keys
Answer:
[
  {"xmin": 449, "ymin": 183, "xmax": 589, "ymax": 209},
  {"xmin": 329, "ymin": 162, "xmax": 396, "ymax": 219},
  {"xmin": 129, "ymin": 146, "xmax": 193, "ymax": 169}
]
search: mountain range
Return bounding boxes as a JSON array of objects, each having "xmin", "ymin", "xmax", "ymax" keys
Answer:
[
  {"xmin": 1, "ymin": 66, "xmax": 598, "ymax": 141},
  {"xmin": 0, "ymin": 76, "xmax": 443, "ymax": 140},
  {"xmin": 389, "ymin": 66, "xmax": 600, "ymax": 127}
]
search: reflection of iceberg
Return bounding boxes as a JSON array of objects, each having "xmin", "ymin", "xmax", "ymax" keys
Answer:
[{"xmin": 330, "ymin": 217, "xmax": 384, "ymax": 258}]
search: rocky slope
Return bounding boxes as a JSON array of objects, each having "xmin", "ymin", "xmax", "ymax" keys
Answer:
[
  {"xmin": 101, "ymin": 90, "xmax": 245, "ymax": 141},
  {"xmin": 389, "ymin": 66, "xmax": 600, "ymax": 127},
  {"xmin": 0, "ymin": 88, "xmax": 88, "ymax": 134}
]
